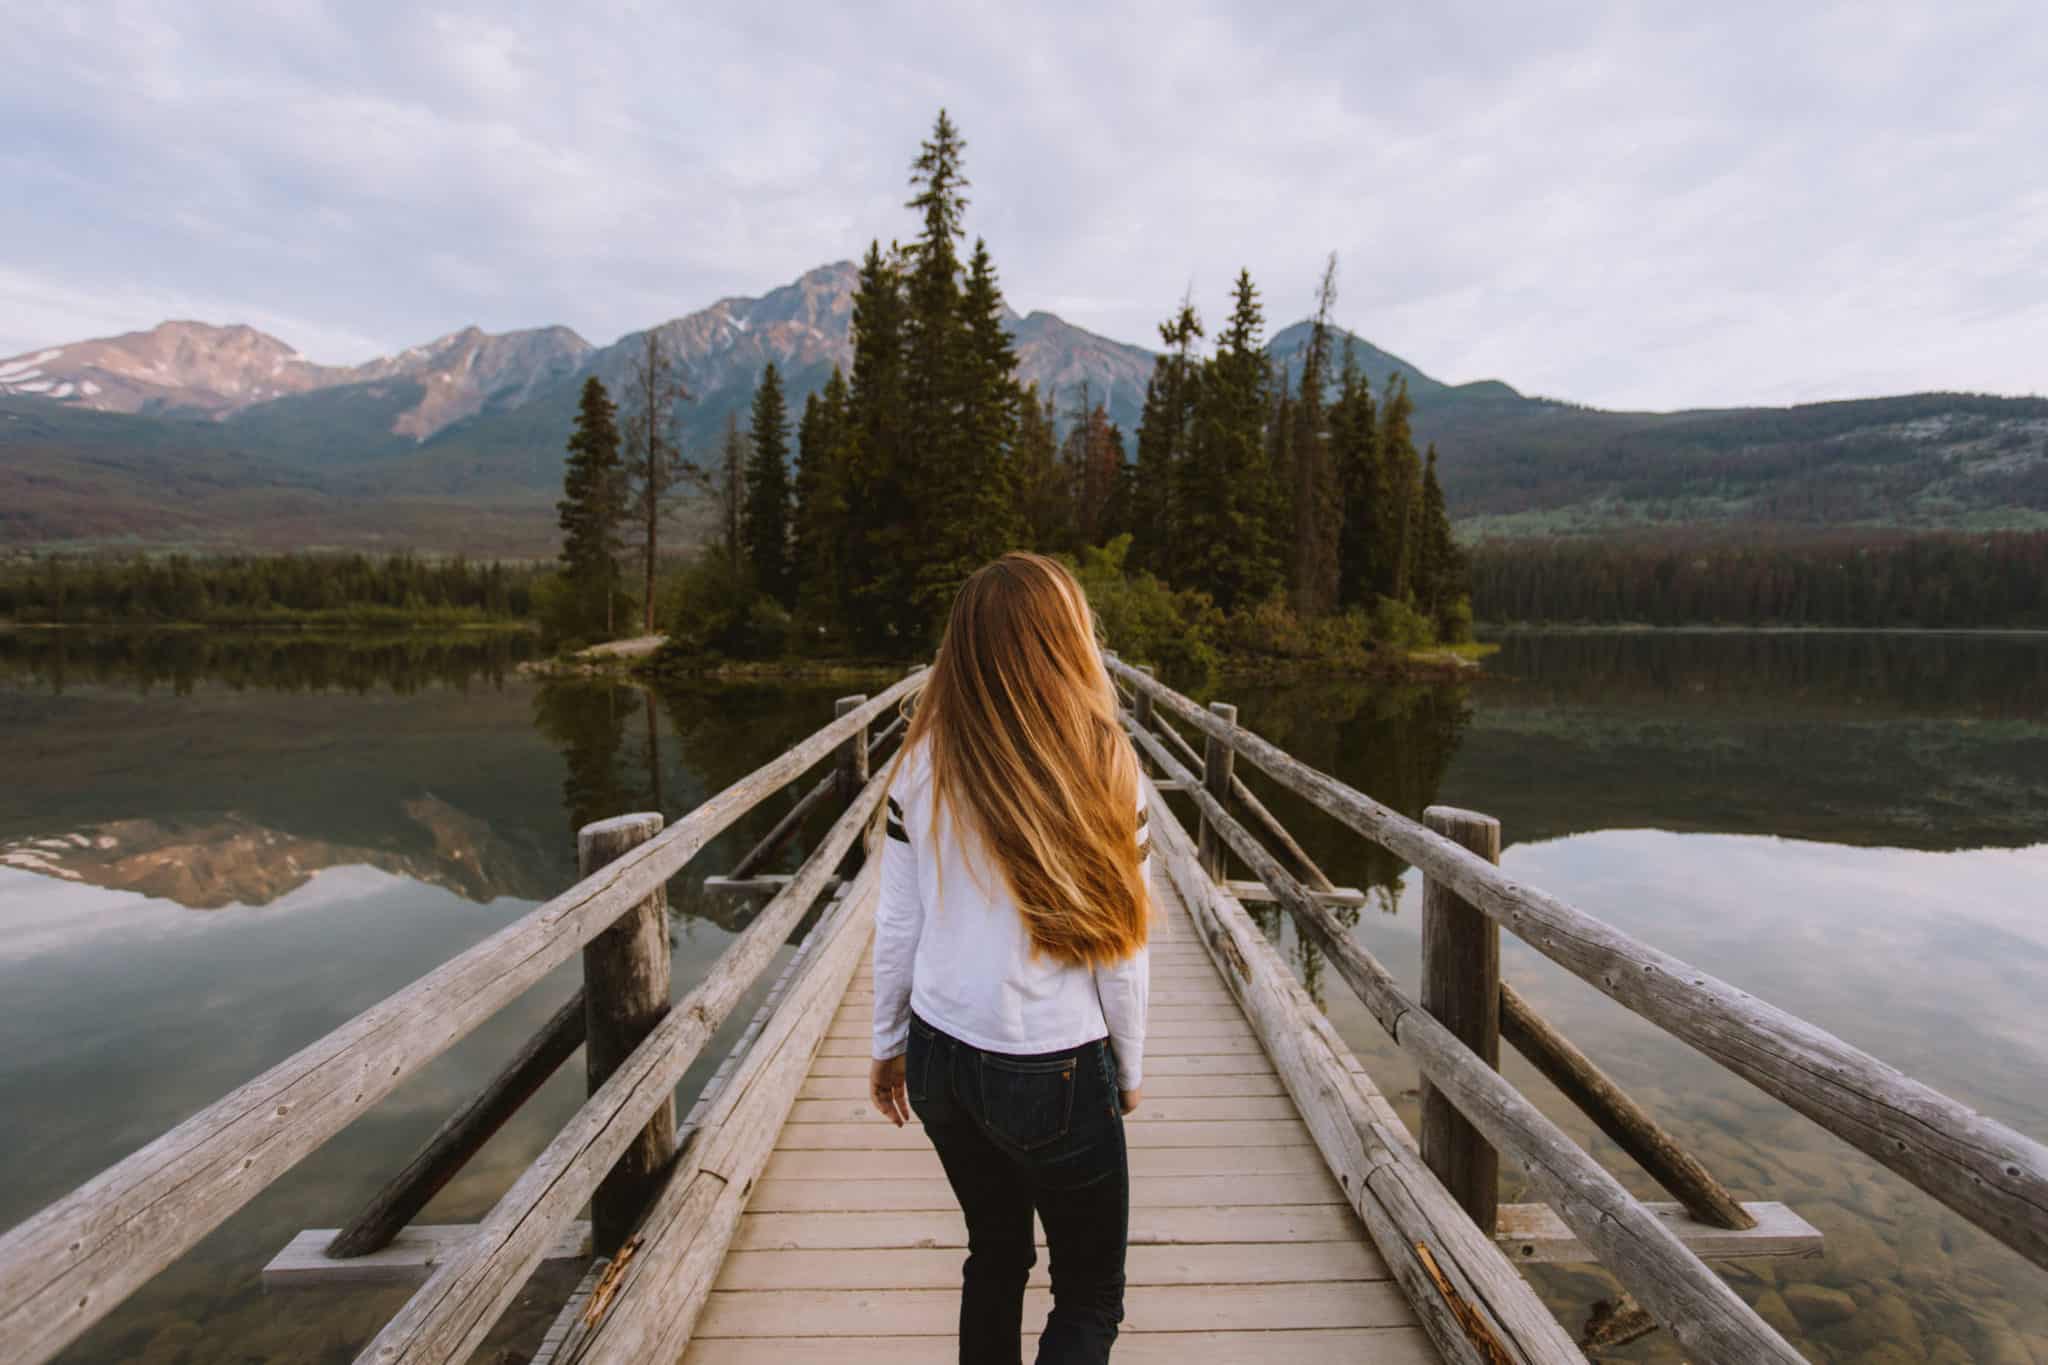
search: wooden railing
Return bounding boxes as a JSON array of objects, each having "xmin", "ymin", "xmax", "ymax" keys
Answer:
[
  {"xmin": 0, "ymin": 672, "xmax": 925, "ymax": 1365},
  {"xmin": 1107, "ymin": 655, "xmax": 2048, "ymax": 1364}
]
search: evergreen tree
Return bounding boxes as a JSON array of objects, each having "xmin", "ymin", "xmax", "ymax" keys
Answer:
[
  {"xmin": 557, "ymin": 377, "xmax": 627, "ymax": 636},
  {"xmin": 1290, "ymin": 254, "xmax": 1343, "ymax": 616},
  {"xmin": 1332, "ymin": 341, "xmax": 1382, "ymax": 608},
  {"xmin": 900, "ymin": 110, "xmax": 972, "ymax": 632},
  {"xmin": 842, "ymin": 242, "xmax": 911, "ymax": 650},
  {"xmin": 1377, "ymin": 376, "xmax": 1423, "ymax": 602},
  {"xmin": 1131, "ymin": 298, "xmax": 1202, "ymax": 578},
  {"xmin": 743, "ymin": 362, "xmax": 794, "ymax": 606},
  {"xmin": 714, "ymin": 413, "xmax": 748, "ymax": 572},
  {"xmin": 1015, "ymin": 383, "xmax": 1068, "ymax": 550},
  {"xmin": 1414, "ymin": 444, "xmax": 1468, "ymax": 636},
  {"xmin": 1181, "ymin": 270, "xmax": 1281, "ymax": 611},
  {"xmin": 923, "ymin": 238, "xmax": 1022, "ymax": 594},
  {"xmin": 793, "ymin": 367, "xmax": 852, "ymax": 622}
]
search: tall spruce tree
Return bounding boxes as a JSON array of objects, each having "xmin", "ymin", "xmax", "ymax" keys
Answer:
[
  {"xmin": 1331, "ymin": 341, "xmax": 1382, "ymax": 608},
  {"xmin": 1181, "ymin": 270, "xmax": 1281, "ymax": 611},
  {"xmin": 1131, "ymin": 298, "xmax": 1202, "ymax": 578},
  {"xmin": 743, "ymin": 362, "xmax": 794, "ymax": 606},
  {"xmin": 1377, "ymin": 376, "xmax": 1422, "ymax": 602},
  {"xmin": 927, "ymin": 238, "xmax": 1022, "ymax": 586},
  {"xmin": 793, "ymin": 367, "xmax": 852, "ymax": 623},
  {"xmin": 843, "ymin": 242, "xmax": 911, "ymax": 650},
  {"xmin": 900, "ymin": 110, "xmax": 972, "ymax": 630},
  {"xmin": 557, "ymin": 377, "xmax": 627, "ymax": 636},
  {"xmin": 714, "ymin": 413, "xmax": 748, "ymax": 572},
  {"xmin": 1415, "ymin": 444, "xmax": 1468, "ymax": 635},
  {"xmin": 1015, "ymin": 383, "xmax": 1068, "ymax": 550},
  {"xmin": 1290, "ymin": 255, "xmax": 1343, "ymax": 616}
]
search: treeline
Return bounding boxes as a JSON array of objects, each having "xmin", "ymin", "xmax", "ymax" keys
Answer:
[
  {"xmin": 0, "ymin": 552, "xmax": 541, "ymax": 625},
  {"xmin": 1472, "ymin": 531, "xmax": 2048, "ymax": 628},
  {"xmin": 556, "ymin": 111, "xmax": 1469, "ymax": 666}
]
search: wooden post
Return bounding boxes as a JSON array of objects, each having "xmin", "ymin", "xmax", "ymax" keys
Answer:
[
  {"xmin": 1420, "ymin": 805, "xmax": 1502, "ymax": 1233},
  {"xmin": 1132, "ymin": 663, "xmax": 1155, "ymax": 732},
  {"xmin": 579, "ymin": 812, "xmax": 674, "ymax": 1257},
  {"xmin": 835, "ymin": 694, "xmax": 869, "ymax": 800},
  {"xmin": 1501, "ymin": 982, "xmax": 1756, "ymax": 1230},
  {"xmin": 327, "ymin": 991, "xmax": 587, "ymax": 1259},
  {"xmin": 1195, "ymin": 701, "xmax": 1237, "ymax": 880}
]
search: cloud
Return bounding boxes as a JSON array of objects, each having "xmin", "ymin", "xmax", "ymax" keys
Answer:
[{"xmin": 0, "ymin": 0, "xmax": 2041, "ymax": 407}]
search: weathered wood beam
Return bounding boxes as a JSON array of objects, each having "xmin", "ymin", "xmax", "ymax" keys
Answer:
[
  {"xmin": 0, "ymin": 671, "xmax": 927, "ymax": 1365},
  {"xmin": 1195, "ymin": 702, "xmax": 1237, "ymax": 879},
  {"xmin": 725, "ymin": 772, "xmax": 838, "ymax": 882},
  {"xmin": 351, "ymin": 767, "xmax": 893, "ymax": 1365},
  {"xmin": 1106, "ymin": 655, "xmax": 2048, "ymax": 1276},
  {"xmin": 701, "ymin": 873, "xmax": 845, "ymax": 897},
  {"xmin": 1421, "ymin": 807, "xmax": 1503, "ymax": 1236},
  {"xmin": 1501, "ymin": 982, "xmax": 1755, "ymax": 1232},
  {"xmin": 272, "ymin": 1224, "xmax": 592, "ymax": 1287},
  {"xmin": 1496, "ymin": 1202, "xmax": 1820, "ymax": 1267},
  {"xmin": 1125, "ymin": 719, "xmax": 1802, "ymax": 1364},
  {"xmin": 1154, "ymin": 709, "xmax": 1337, "ymax": 892},
  {"xmin": 834, "ymin": 693, "xmax": 869, "ymax": 799},
  {"xmin": 578, "ymin": 814, "xmax": 675, "ymax": 1258},
  {"xmin": 1221, "ymin": 878, "xmax": 1364, "ymax": 907},
  {"xmin": 1132, "ymin": 749, "xmax": 1585, "ymax": 1365},
  {"xmin": 552, "ymin": 859, "xmax": 879, "ymax": 1363},
  {"xmin": 325, "ymin": 990, "xmax": 588, "ymax": 1260}
]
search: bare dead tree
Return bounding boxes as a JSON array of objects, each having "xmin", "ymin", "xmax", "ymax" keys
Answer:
[{"xmin": 620, "ymin": 329, "xmax": 695, "ymax": 635}]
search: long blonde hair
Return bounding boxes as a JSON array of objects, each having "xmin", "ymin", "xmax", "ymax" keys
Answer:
[{"xmin": 879, "ymin": 551, "xmax": 1152, "ymax": 966}]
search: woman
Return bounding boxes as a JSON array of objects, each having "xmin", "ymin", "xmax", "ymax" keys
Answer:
[{"xmin": 868, "ymin": 551, "xmax": 1153, "ymax": 1365}]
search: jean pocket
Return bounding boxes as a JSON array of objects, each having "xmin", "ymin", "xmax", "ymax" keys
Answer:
[
  {"xmin": 979, "ymin": 1051, "xmax": 1077, "ymax": 1151},
  {"xmin": 906, "ymin": 1017, "xmax": 933, "ymax": 1109}
]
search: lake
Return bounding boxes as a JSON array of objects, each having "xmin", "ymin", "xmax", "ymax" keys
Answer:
[{"xmin": 2, "ymin": 628, "xmax": 2044, "ymax": 1363}]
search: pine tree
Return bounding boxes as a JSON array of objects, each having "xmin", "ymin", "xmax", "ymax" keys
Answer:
[
  {"xmin": 1290, "ymin": 254, "xmax": 1343, "ymax": 616},
  {"xmin": 715, "ymin": 413, "xmax": 748, "ymax": 572},
  {"xmin": 793, "ymin": 367, "xmax": 852, "ymax": 623},
  {"xmin": 1015, "ymin": 383, "xmax": 1067, "ymax": 550},
  {"xmin": 1131, "ymin": 298, "xmax": 1202, "ymax": 578},
  {"xmin": 743, "ymin": 362, "xmax": 794, "ymax": 606},
  {"xmin": 924, "ymin": 238, "xmax": 1022, "ymax": 592},
  {"xmin": 1332, "ymin": 341, "xmax": 1382, "ymax": 608},
  {"xmin": 556, "ymin": 377, "xmax": 627, "ymax": 636},
  {"xmin": 620, "ymin": 330, "xmax": 694, "ymax": 634},
  {"xmin": 843, "ymin": 242, "xmax": 911, "ymax": 650},
  {"xmin": 899, "ymin": 110, "xmax": 972, "ymax": 631},
  {"xmin": 1415, "ymin": 444, "xmax": 1468, "ymax": 636},
  {"xmin": 1377, "ymin": 376, "xmax": 1423, "ymax": 602},
  {"xmin": 1181, "ymin": 270, "xmax": 1281, "ymax": 611}
]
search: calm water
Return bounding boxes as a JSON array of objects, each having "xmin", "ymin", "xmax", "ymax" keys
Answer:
[{"xmin": 1, "ymin": 628, "xmax": 2044, "ymax": 1363}]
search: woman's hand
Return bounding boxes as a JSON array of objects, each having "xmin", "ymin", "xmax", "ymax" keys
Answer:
[
  {"xmin": 870, "ymin": 1056, "xmax": 910, "ymax": 1127},
  {"xmin": 1119, "ymin": 1086, "xmax": 1142, "ymax": 1116}
]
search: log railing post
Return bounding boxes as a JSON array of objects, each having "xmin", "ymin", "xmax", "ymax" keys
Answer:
[
  {"xmin": 1420, "ymin": 805, "xmax": 1502, "ymax": 1233},
  {"xmin": 835, "ymin": 694, "xmax": 869, "ymax": 801},
  {"xmin": 1196, "ymin": 701, "xmax": 1237, "ymax": 880},
  {"xmin": 1132, "ymin": 663, "xmax": 1155, "ymax": 733},
  {"xmin": 578, "ymin": 812, "xmax": 675, "ymax": 1257}
]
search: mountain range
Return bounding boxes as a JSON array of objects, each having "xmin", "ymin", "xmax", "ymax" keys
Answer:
[{"xmin": 3, "ymin": 261, "xmax": 2044, "ymax": 555}]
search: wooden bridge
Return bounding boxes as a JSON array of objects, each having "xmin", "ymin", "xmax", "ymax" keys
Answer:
[{"xmin": 3, "ymin": 658, "xmax": 2045, "ymax": 1363}]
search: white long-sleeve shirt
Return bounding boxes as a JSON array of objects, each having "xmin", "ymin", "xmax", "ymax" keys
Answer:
[{"xmin": 870, "ymin": 737, "xmax": 1151, "ymax": 1089}]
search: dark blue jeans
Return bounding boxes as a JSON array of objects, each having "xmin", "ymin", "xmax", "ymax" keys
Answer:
[{"xmin": 906, "ymin": 1010, "xmax": 1129, "ymax": 1364}]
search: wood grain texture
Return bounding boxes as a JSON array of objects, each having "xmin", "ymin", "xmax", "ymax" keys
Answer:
[
  {"xmin": 1131, "ymin": 720, "xmax": 1802, "ymax": 1364},
  {"xmin": 1420, "ymin": 807, "xmax": 1503, "ymax": 1237},
  {"xmin": 0, "ymin": 672, "xmax": 927, "ymax": 1365},
  {"xmin": 1500, "ymin": 983, "xmax": 1753, "ymax": 1232},
  {"xmin": 1494, "ymin": 1201, "xmax": 1821, "ymax": 1266},
  {"xmin": 325, "ymin": 988, "xmax": 587, "ymax": 1260},
  {"xmin": 354, "ymin": 769, "xmax": 894, "ymax": 1365},
  {"xmin": 578, "ymin": 813, "xmax": 675, "ymax": 1257},
  {"xmin": 1108, "ymin": 654, "xmax": 2048, "ymax": 1276},
  {"xmin": 1126, "ymin": 741, "xmax": 1583, "ymax": 1365}
]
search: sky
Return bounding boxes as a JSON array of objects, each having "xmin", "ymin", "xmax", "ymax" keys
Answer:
[{"xmin": 1, "ymin": 0, "xmax": 2042, "ymax": 411}]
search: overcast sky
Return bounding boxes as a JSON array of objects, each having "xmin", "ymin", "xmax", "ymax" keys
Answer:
[{"xmin": 3, "ymin": 1, "xmax": 2042, "ymax": 410}]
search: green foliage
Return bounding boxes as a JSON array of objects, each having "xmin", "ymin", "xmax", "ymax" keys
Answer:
[
  {"xmin": 1060, "ymin": 535, "xmax": 1220, "ymax": 683},
  {"xmin": 743, "ymin": 362, "xmax": 794, "ymax": 606},
  {"xmin": 1370, "ymin": 595, "xmax": 1439, "ymax": 650},
  {"xmin": 661, "ymin": 549, "xmax": 794, "ymax": 659},
  {"xmin": 556, "ymin": 377, "xmax": 627, "ymax": 638},
  {"xmin": 0, "ymin": 551, "xmax": 541, "ymax": 627}
]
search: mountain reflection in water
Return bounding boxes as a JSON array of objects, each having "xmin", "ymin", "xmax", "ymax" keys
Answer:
[{"xmin": 0, "ymin": 628, "xmax": 2044, "ymax": 1362}]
